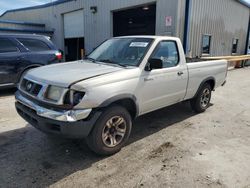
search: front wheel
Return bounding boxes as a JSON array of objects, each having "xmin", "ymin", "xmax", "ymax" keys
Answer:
[
  {"xmin": 86, "ymin": 106, "xmax": 132, "ymax": 155},
  {"xmin": 190, "ymin": 83, "xmax": 212, "ymax": 113}
]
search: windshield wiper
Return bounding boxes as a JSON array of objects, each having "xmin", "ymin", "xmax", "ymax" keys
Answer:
[{"xmin": 98, "ymin": 59, "xmax": 127, "ymax": 67}]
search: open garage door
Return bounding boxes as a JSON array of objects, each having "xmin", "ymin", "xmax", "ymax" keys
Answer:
[
  {"xmin": 64, "ymin": 10, "xmax": 85, "ymax": 61},
  {"xmin": 113, "ymin": 4, "xmax": 156, "ymax": 37}
]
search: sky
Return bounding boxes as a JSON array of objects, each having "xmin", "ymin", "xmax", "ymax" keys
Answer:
[{"xmin": 0, "ymin": 0, "xmax": 250, "ymax": 16}]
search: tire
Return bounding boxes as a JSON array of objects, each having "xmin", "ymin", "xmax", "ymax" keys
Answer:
[
  {"xmin": 86, "ymin": 105, "xmax": 132, "ymax": 155},
  {"xmin": 190, "ymin": 83, "xmax": 212, "ymax": 113}
]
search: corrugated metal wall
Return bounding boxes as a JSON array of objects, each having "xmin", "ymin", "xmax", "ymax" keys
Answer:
[
  {"xmin": 187, "ymin": 0, "xmax": 250, "ymax": 57},
  {"xmin": 82, "ymin": 0, "xmax": 179, "ymax": 53},
  {"xmin": 176, "ymin": 0, "xmax": 187, "ymax": 42}
]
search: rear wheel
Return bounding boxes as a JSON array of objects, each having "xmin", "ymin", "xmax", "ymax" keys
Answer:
[
  {"xmin": 191, "ymin": 83, "xmax": 212, "ymax": 113},
  {"xmin": 86, "ymin": 106, "xmax": 132, "ymax": 155}
]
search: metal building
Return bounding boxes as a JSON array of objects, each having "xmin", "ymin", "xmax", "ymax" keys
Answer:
[{"xmin": 0, "ymin": 0, "xmax": 249, "ymax": 61}]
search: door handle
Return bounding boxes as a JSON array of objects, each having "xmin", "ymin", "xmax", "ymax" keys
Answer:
[
  {"xmin": 144, "ymin": 78, "xmax": 154, "ymax": 82},
  {"xmin": 177, "ymin": 71, "xmax": 184, "ymax": 76}
]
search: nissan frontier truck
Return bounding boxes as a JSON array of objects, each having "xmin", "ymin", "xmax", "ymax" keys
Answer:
[{"xmin": 15, "ymin": 36, "xmax": 227, "ymax": 155}]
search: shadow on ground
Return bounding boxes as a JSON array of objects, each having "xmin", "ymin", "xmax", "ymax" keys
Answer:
[{"xmin": 0, "ymin": 102, "xmax": 197, "ymax": 187}]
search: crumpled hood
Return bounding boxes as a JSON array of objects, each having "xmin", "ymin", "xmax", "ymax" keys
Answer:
[{"xmin": 25, "ymin": 60, "xmax": 122, "ymax": 87}]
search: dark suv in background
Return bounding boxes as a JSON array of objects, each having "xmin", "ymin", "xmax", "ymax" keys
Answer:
[{"xmin": 0, "ymin": 34, "xmax": 62, "ymax": 88}]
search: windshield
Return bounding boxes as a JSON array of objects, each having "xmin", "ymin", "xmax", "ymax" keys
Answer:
[{"xmin": 87, "ymin": 38, "xmax": 153, "ymax": 67}]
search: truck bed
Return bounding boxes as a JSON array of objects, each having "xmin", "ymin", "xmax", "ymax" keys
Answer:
[{"xmin": 184, "ymin": 59, "xmax": 228, "ymax": 100}]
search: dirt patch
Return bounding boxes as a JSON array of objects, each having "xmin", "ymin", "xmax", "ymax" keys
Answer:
[
  {"xmin": 148, "ymin": 142, "xmax": 174, "ymax": 159},
  {"xmin": 196, "ymin": 175, "xmax": 227, "ymax": 188}
]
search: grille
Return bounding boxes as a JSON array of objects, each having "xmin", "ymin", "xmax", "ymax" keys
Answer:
[{"xmin": 21, "ymin": 79, "xmax": 43, "ymax": 97}]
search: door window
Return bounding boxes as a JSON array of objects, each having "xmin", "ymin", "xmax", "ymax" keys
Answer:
[
  {"xmin": 151, "ymin": 41, "xmax": 179, "ymax": 68},
  {"xmin": 0, "ymin": 38, "xmax": 19, "ymax": 53},
  {"xmin": 17, "ymin": 38, "xmax": 50, "ymax": 52}
]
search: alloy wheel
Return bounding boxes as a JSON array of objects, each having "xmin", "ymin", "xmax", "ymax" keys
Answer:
[{"xmin": 101, "ymin": 116, "xmax": 127, "ymax": 147}]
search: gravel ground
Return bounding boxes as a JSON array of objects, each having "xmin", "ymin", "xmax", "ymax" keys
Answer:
[{"xmin": 0, "ymin": 68, "xmax": 250, "ymax": 188}]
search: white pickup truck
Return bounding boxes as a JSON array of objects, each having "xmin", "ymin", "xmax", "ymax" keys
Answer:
[{"xmin": 15, "ymin": 36, "xmax": 227, "ymax": 155}]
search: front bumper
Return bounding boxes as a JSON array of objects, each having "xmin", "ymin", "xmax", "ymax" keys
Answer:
[
  {"xmin": 15, "ymin": 91, "xmax": 92, "ymax": 122},
  {"xmin": 15, "ymin": 91, "xmax": 101, "ymax": 138}
]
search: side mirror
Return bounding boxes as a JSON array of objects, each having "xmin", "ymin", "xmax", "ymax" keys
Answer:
[{"xmin": 145, "ymin": 58, "xmax": 163, "ymax": 71}]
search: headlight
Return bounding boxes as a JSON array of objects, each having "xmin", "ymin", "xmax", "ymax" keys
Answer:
[
  {"xmin": 64, "ymin": 90, "xmax": 85, "ymax": 106},
  {"xmin": 46, "ymin": 85, "xmax": 64, "ymax": 101}
]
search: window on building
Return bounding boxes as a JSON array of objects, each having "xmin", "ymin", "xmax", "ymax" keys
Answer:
[
  {"xmin": 151, "ymin": 41, "xmax": 179, "ymax": 68},
  {"xmin": 232, "ymin": 38, "xmax": 239, "ymax": 54},
  {"xmin": 17, "ymin": 38, "xmax": 50, "ymax": 52},
  {"xmin": 202, "ymin": 35, "xmax": 211, "ymax": 55},
  {"xmin": 0, "ymin": 38, "xmax": 19, "ymax": 53}
]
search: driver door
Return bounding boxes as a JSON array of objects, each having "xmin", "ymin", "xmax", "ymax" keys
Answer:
[{"xmin": 139, "ymin": 40, "xmax": 188, "ymax": 114}]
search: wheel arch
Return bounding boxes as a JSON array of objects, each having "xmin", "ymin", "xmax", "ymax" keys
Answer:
[
  {"xmin": 98, "ymin": 94, "xmax": 139, "ymax": 120},
  {"xmin": 194, "ymin": 77, "xmax": 215, "ymax": 98}
]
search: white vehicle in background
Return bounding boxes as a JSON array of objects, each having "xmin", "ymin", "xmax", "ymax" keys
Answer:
[{"xmin": 15, "ymin": 36, "xmax": 228, "ymax": 155}]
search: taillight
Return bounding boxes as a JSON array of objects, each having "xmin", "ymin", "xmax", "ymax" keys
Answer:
[{"xmin": 55, "ymin": 52, "xmax": 62, "ymax": 61}]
